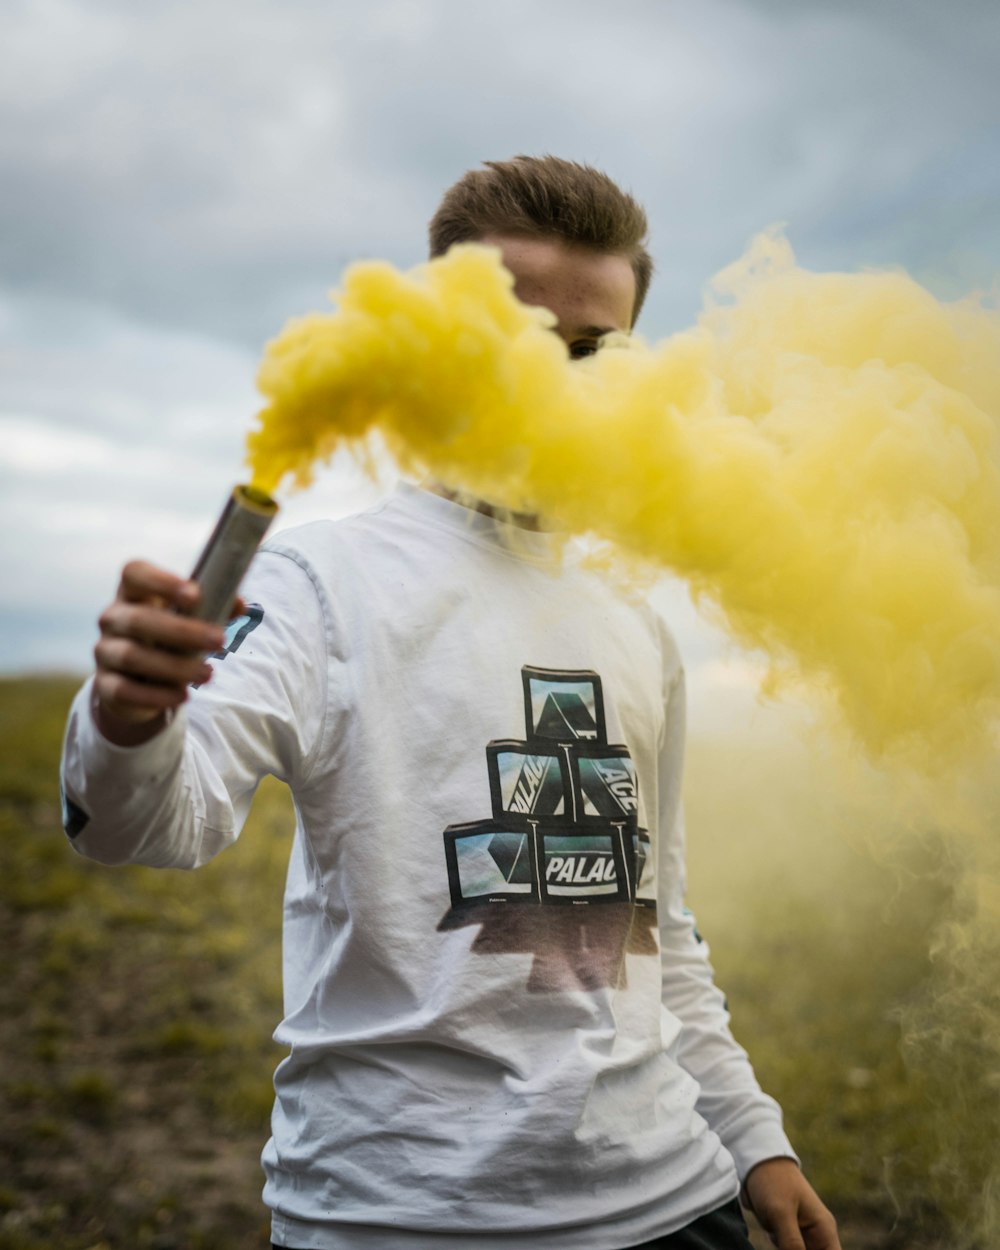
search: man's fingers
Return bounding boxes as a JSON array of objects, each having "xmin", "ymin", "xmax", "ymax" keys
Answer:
[
  {"xmin": 92, "ymin": 558, "xmax": 221, "ymax": 743},
  {"xmin": 119, "ymin": 560, "xmax": 199, "ymax": 611},
  {"xmin": 753, "ymin": 1200, "xmax": 807, "ymax": 1250},
  {"xmin": 94, "ymin": 593, "xmax": 223, "ymax": 727},
  {"xmin": 99, "ymin": 602, "xmax": 224, "ymax": 656},
  {"xmin": 95, "ymin": 637, "xmax": 213, "ymax": 689},
  {"xmin": 744, "ymin": 1161, "xmax": 839, "ymax": 1250},
  {"xmin": 95, "ymin": 669, "xmax": 192, "ymax": 714},
  {"xmin": 802, "ymin": 1211, "xmax": 841, "ymax": 1250},
  {"xmin": 765, "ymin": 1216, "xmax": 806, "ymax": 1250}
]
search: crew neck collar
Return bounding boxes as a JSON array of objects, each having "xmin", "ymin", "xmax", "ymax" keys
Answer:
[{"xmin": 393, "ymin": 481, "xmax": 558, "ymax": 561}]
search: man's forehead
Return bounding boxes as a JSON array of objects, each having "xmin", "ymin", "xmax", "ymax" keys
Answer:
[
  {"xmin": 481, "ymin": 233, "xmax": 636, "ymax": 331},
  {"xmin": 483, "ymin": 233, "xmax": 617, "ymax": 277}
]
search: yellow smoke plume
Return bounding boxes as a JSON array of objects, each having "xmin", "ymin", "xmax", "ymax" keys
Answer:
[
  {"xmin": 249, "ymin": 233, "xmax": 1000, "ymax": 770},
  {"xmin": 249, "ymin": 237, "xmax": 1000, "ymax": 1240}
]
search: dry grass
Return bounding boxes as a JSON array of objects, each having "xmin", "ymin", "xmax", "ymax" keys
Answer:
[{"xmin": 0, "ymin": 679, "xmax": 969, "ymax": 1248}]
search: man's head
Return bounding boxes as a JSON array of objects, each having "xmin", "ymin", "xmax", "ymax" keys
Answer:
[{"xmin": 428, "ymin": 155, "xmax": 653, "ymax": 350}]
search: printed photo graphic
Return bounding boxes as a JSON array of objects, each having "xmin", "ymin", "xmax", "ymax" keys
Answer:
[
  {"xmin": 487, "ymin": 742, "xmax": 569, "ymax": 820},
  {"xmin": 538, "ymin": 830, "xmax": 628, "ymax": 903},
  {"xmin": 522, "ymin": 666, "xmax": 606, "ymax": 743},
  {"xmin": 626, "ymin": 829, "xmax": 656, "ymax": 909},
  {"xmin": 444, "ymin": 822, "xmax": 539, "ymax": 906},
  {"xmin": 569, "ymin": 744, "xmax": 641, "ymax": 824},
  {"xmin": 438, "ymin": 665, "xmax": 659, "ymax": 992},
  {"xmin": 212, "ymin": 604, "xmax": 264, "ymax": 659}
]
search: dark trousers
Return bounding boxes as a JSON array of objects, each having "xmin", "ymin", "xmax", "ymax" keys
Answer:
[
  {"xmin": 273, "ymin": 1197, "xmax": 753, "ymax": 1250},
  {"xmin": 630, "ymin": 1199, "xmax": 753, "ymax": 1248}
]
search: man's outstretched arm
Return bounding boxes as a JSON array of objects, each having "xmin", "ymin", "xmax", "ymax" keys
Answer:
[{"xmin": 62, "ymin": 548, "xmax": 328, "ymax": 869}]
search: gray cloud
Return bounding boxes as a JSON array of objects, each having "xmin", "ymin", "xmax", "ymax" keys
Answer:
[
  {"xmin": 1, "ymin": 0, "xmax": 998, "ymax": 676},
  {"xmin": 3, "ymin": 0, "xmax": 997, "ymax": 345}
]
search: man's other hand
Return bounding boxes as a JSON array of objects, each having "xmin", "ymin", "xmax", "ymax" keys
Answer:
[
  {"xmin": 93, "ymin": 561, "xmax": 228, "ymax": 745},
  {"xmin": 744, "ymin": 1158, "xmax": 841, "ymax": 1250}
]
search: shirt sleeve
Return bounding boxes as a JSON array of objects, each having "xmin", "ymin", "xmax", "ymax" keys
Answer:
[
  {"xmin": 59, "ymin": 547, "xmax": 331, "ymax": 870},
  {"xmin": 655, "ymin": 638, "xmax": 799, "ymax": 1183}
]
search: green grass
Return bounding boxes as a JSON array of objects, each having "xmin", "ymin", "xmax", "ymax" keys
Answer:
[
  {"xmin": 684, "ymin": 730, "xmax": 985, "ymax": 1247},
  {"xmin": 0, "ymin": 677, "xmax": 290, "ymax": 1249},
  {"xmin": 0, "ymin": 678, "xmax": 984, "ymax": 1248}
]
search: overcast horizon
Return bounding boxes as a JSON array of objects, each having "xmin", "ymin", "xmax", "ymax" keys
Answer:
[{"xmin": 3, "ymin": 0, "xmax": 998, "ymax": 731}]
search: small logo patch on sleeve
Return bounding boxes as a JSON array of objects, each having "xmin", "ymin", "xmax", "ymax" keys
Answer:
[
  {"xmin": 60, "ymin": 784, "xmax": 90, "ymax": 840},
  {"xmin": 212, "ymin": 604, "xmax": 264, "ymax": 660}
]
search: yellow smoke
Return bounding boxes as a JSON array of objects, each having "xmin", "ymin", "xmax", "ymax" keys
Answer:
[
  {"xmin": 250, "ymin": 238, "xmax": 1000, "ymax": 1240},
  {"xmin": 683, "ymin": 722, "xmax": 1000, "ymax": 1246},
  {"xmin": 249, "ymin": 234, "xmax": 1000, "ymax": 769}
]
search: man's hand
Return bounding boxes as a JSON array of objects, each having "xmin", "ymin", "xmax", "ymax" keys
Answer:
[
  {"xmin": 93, "ymin": 561, "xmax": 228, "ymax": 746},
  {"xmin": 744, "ymin": 1158, "xmax": 841, "ymax": 1250}
]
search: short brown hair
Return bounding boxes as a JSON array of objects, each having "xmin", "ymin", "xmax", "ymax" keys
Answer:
[{"xmin": 428, "ymin": 155, "xmax": 654, "ymax": 324}]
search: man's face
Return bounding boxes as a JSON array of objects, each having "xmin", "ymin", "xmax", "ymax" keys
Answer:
[{"xmin": 480, "ymin": 233, "xmax": 636, "ymax": 358}]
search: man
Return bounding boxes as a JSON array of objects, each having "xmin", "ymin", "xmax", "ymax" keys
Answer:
[{"xmin": 61, "ymin": 156, "xmax": 840, "ymax": 1250}]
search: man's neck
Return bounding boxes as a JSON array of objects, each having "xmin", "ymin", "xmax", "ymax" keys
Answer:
[{"xmin": 429, "ymin": 483, "xmax": 541, "ymax": 531}]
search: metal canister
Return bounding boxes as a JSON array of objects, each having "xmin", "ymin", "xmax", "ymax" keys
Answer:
[{"xmin": 189, "ymin": 485, "xmax": 278, "ymax": 625}]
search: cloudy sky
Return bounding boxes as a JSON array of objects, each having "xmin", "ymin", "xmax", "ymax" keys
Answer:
[{"xmin": 3, "ymin": 0, "xmax": 998, "ymax": 726}]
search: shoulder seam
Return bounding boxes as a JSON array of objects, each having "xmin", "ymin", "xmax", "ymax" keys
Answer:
[{"xmin": 254, "ymin": 545, "xmax": 334, "ymax": 786}]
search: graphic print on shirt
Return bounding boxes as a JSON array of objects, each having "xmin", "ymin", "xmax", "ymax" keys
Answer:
[
  {"xmin": 438, "ymin": 666, "xmax": 659, "ymax": 993},
  {"xmin": 193, "ymin": 605, "xmax": 266, "ymax": 689},
  {"xmin": 212, "ymin": 604, "xmax": 264, "ymax": 660}
]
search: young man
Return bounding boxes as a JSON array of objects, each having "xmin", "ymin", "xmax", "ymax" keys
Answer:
[{"xmin": 61, "ymin": 157, "xmax": 840, "ymax": 1250}]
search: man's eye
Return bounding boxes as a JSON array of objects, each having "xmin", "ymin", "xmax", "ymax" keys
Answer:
[{"xmin": 569, "ymin": 340, "xmax": 599, "ymax": 359}]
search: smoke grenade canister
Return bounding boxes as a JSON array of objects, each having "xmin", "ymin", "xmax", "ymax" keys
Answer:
[{"xmin": 189, "ymin": 485, "xmax": 278, "ymax": 625}]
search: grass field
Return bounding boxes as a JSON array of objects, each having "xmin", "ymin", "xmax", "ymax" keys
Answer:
[{"xmin": 0, "ymin": 677, "xmax": 981, "ymax": 1248}]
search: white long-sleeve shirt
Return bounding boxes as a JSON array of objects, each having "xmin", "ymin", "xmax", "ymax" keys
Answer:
[{"xmin": 61, "ymin": 483, "xmax": 795, "ymax": 1249}]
